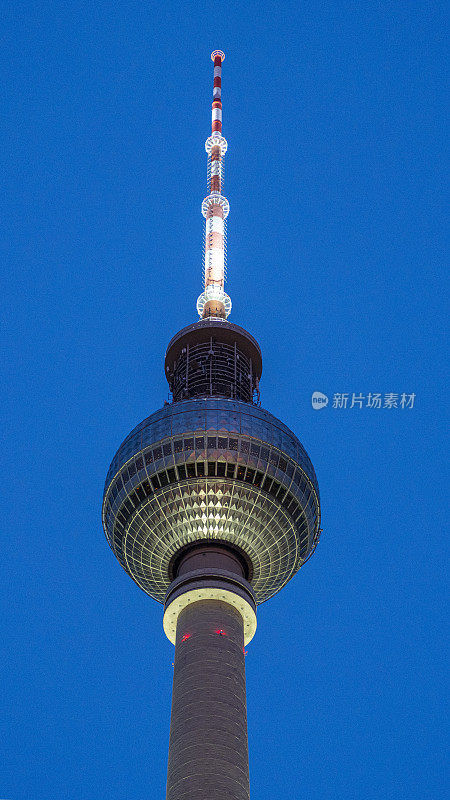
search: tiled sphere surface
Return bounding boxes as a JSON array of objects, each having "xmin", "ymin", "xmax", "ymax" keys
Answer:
[{"xmin": 102, "ymin": 399, "xmax": 320, "ymax": 604}]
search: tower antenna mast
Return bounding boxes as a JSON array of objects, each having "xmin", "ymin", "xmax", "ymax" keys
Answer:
[{"xmin": 196, "ymin": 50, "xmax": 231, "ymax": 320}]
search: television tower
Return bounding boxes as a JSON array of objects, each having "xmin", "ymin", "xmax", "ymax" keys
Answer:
[{"xmin": 102, "ymin": 51, "xmax": 321, "ymax": 800}]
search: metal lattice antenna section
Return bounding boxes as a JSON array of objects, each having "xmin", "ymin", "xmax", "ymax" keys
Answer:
[{"xmin": 197, "ymin": 51, "xmax": 232, "ymax": 320}]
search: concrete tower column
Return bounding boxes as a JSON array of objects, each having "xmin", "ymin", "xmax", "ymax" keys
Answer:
[
  {"xmin": 167, "ymin": 600, "xmax": 249, "ymax": 800},
  {"xmin": 163, "ymin": 545, "xmax": 257, "ymax": 800}
]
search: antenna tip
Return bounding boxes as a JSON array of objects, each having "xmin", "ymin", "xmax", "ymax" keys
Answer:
[{"xmin": 211, "ymin": 50, "xmax": 225, "ymax": 62}]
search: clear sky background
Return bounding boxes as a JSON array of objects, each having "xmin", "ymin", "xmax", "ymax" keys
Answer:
[{"xmin": 1, "ymin": 2, "xmax": 447, "ymax": 798}]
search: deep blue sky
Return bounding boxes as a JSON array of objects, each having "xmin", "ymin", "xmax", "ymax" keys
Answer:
[{"xmin": 1, "ymin": 2, "xmax": 447, "ymax": 798}]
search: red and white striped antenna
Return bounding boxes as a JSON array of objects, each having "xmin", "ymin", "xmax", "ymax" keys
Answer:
[{"xmin": 197, "ymin": 51, "xmax": 232, "ymax": 319}]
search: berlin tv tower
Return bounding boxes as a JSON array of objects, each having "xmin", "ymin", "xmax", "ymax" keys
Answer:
[{"xmin": 102, "ymin": 51, "xmax": 321, "ymax": 800}]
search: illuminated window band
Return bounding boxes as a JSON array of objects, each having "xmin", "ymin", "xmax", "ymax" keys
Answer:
[{"xmin": 105, "ymin": 401, "xmax": 318, "ymax": 490}]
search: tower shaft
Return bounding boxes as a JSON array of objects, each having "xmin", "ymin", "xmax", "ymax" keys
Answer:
[
  {"xmin": 166, "ymin": 599, "xmax": 250, "ymax": 800},
  {"xmin": 164, "ymin": 544, "xmax": 256, "ymax": 799}
]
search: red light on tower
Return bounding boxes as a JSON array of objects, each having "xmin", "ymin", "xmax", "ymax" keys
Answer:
[
  {"xmin": 214, "ymin": 629, "xmax": 226, "ymax": 636},
  {"xmin": 181, "ymin": 633, "xmax": 191, "ymax": 642}
]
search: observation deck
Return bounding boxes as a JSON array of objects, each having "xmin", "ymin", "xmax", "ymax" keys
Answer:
[{"xmin": 165, "ymin": 319, "xmax": 262, "ymax": 402}]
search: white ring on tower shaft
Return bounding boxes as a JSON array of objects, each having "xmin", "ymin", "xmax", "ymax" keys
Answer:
[
  {"xmin": 202, "ymin": 193, "xmax": 230, "ymax": 218},
  {"xmin": 163, "ymin": 587, "xmax": 257, "ymax": 645},
  {"xmin": 197, "ymin": 286, "xmax": 232, "ymax": 318},
  {"xmin": 205, "ymin": 135, "xmax": 228, "ymax": 155}
]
